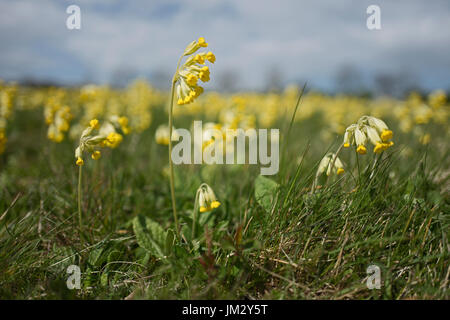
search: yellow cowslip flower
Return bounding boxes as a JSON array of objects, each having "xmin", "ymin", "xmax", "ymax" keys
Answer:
[
  {"xmin": 193, "ymin": 52, "xmax": 216, "ymax": 65},
  {"xmin": 197, "ymin": 37, "xmax": 208, "ymax": 47},
  {"xmin": 197, "ymin": 183, "xmax": 220, "ymax": 213},
  {"xmin": 343, "ymin": 124, "xmax": 356, "ymax": 148},
  {"xmin": 353, "ymin": 127, "xmax": 367, "ymax": 155},
  {"xmin": 182, "ymin": 37, "xmax": 208, "ymax": 56},
  {"xmin": 199, "ymin": 66, "xmax": 210, "ymax": 82},
  {"xmin": 76, "ymin": 157, "xmax": 84, "ymax": 166},
  {"xmin": 174, "ymin": 37, "xmax": 214, "ymax": 105},
  {"xmin": 91, "ymin": 150, "xmax": 101, "ymax": 160},
  {"xmin": 194, "ymin": 54, "xmax": 205, "ymax": 64},
  {"xmin": 90, "ymin": 119, "xmax": 99, "ymax": 129},
  {"xmin": 186, "ymin": 74, "xmax": 198, "ymax": 86},
  {"xmin": 75, "ymin": 119, "xmax": 110, "ymax": 165},
  {"xmin": 357, "ymin": 145, "xmax": 367, "ymax": 155},
  {"xmin": 104, "ymin": 132, "xmax": 123, "ymax": 148},
  {"xmin": 364, "ymin": 116, "xmax": 394, "ymax": 152},
  {"xmin": 343, "ymin": 116, "xmax": 394, "ymax": 155},
  {"xmin": 317, "ymin": 153, "xmax": 345, "ymax": 176},
  {"xmin": 206, "ymin": 52, "xmax": 216, "ymax": 63},
  {"xmin": 98, "ymin": 121, "xmax": 124, "ymax": 148},
  {"xmin": 380, "ymin": 129, "xmax": 393, "ymax": 142}
]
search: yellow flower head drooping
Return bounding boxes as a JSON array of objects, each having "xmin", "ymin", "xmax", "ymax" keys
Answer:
[
  {"xmin": 175, "ymin": 37, "xmax": 215, "ymax": 105},
  {"xmin": 197, "ymin": 183, "xmax": 220, "ymax": 213},
  {"xmin": 317, "ymin": 153, "xmax": 345, "ymax": 177},
  {"xmin": 343, "ymin": 116, "xmax": 394, "ymax": 155},
  {"xmin": 74, "ymin": 119, "xmax": 119, "ymax": 165}
]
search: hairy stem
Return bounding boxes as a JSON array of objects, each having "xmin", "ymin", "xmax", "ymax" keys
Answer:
[
  {"xmin": 77, "ymin": 165, "xmax": 83, "ymax": 246},
  {"xmin": 168, "ymin": 55, "xmax": 185, "ymax": 239},
  {"xmin": 168, "ymin": 81, "xmax": 180, "ymax": 238}
]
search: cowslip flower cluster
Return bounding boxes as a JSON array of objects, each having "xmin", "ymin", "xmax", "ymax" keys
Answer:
[
  {"xmin": 98, "ymin": 121, "xmax": 124, "ymax": 149},
  {"xmin": 198, "ymin": 183, "xmax": 221, "ymax": 213},
  {"xmin": 175, "ymin": 37, "xmax": 215, "ymax": 105},
  {"xmin": 75, "ymin": 119, "xmax": 112, "ymax": 165},
  {"xmin": 317, "ymin": 153, "xmax": 345, "ymax": 176},
  {"xmin": 343, "ymin": 116, "xmax": 394, "ymax": 155}
]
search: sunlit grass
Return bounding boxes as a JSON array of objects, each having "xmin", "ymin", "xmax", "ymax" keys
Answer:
[{"xmin": 0, "ymin": 80, "xmax": 448, "ymax": 299}]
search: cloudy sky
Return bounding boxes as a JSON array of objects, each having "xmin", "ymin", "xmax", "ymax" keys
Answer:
[{"xmin": 0, "ymin": 0, "xmax": 449, "ymax": 91}]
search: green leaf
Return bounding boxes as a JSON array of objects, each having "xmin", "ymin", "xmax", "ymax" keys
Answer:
[
  {"xmin": 100, "ymin": 272, "xmax": 109, "ymax": 287},
  {"xmin": 132, "ymin": 215, "xmax": 167, "ymax": 259},
  {"xmin": 88, "ymin": 247, "xmax": 104, "ymax": 267},
  {"xmin": 165, "ymin": 229, "xmax": 174, "ymax": 256},
  {"xmin": 254, "ymin": 175, "xmax": 279, "ymax": 212}
]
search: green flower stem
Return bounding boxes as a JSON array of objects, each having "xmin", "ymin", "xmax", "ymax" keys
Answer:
[
  {"xmin": 77, "ymin": 164, "xmax": 84, "ymax": 246},
  {"xmin": 168, "ymin": 81, "xmax": 180, "ymax": 239},
  {"xmin": 168, "ymin": 56, "xmax": 184, "ymax": 239}
]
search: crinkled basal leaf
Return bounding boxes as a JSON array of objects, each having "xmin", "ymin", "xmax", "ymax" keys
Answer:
[
  {"xmin": 254, "ymin": 175, "xmax": 279, "ymax": 212},
  {"xmin": 132, "ymin": 215, "xmax": 167, "ymax": 259}
]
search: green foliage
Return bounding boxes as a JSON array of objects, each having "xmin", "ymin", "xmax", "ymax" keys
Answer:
[
  {"xmin": 0, "ymin": 108, "xmax": 448, "ymax": 299},
  {"xmin": 133, "ymin": 215, "xmax": 168, "ymax": 259},
  {"xmin": 254, "ymin": 175, "xmax": 279, "ymax": 212}
]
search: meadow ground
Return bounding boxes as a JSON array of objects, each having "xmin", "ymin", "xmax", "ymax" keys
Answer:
[{"xmin": 0, "ymin": 81, "xmax": 449, "ymax": 300}]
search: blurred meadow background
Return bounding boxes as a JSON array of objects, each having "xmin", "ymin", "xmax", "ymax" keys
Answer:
[{"xmin": 0, "ymin": 0, "xmax": 449, "ymax": 299}]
